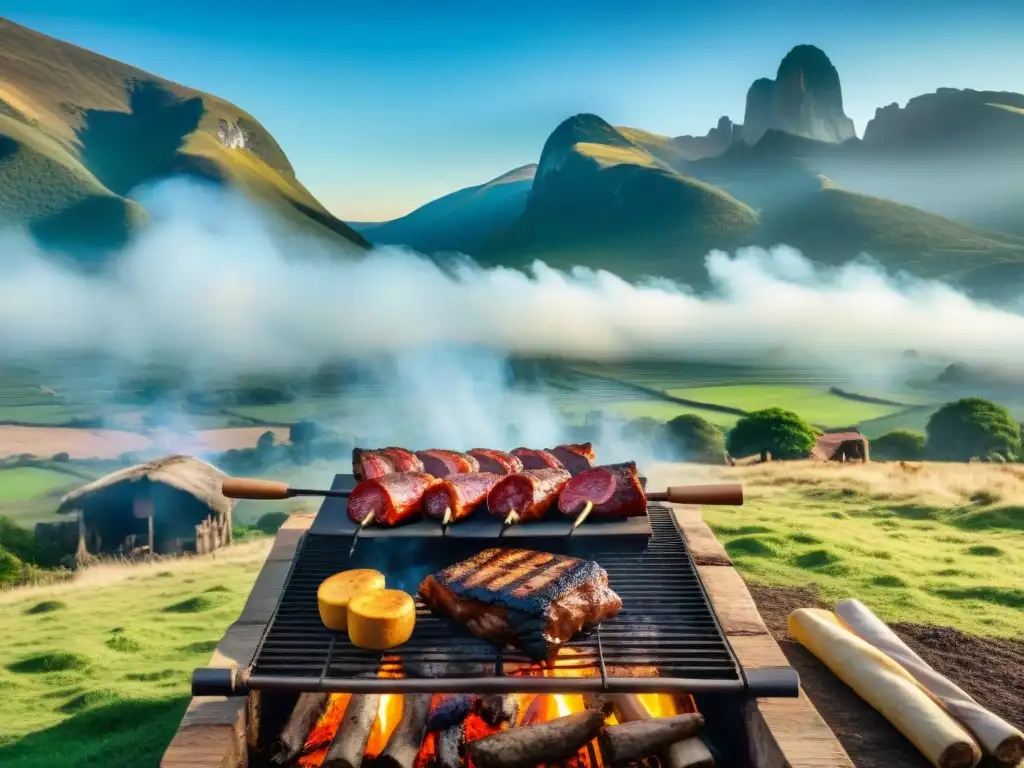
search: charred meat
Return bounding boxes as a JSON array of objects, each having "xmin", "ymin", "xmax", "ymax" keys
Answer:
[
  {"xmin": 422, "ymin": 472, "xmax": 503, "ymax": 523},
  {"xmin": 468, "ymin": 449, "xmax": 524, "ymax": 475},
  {"xmin": 347, "ymin": 472, "xmax": 437, "ymax": 527},
  {"xmin": 418, "ymin": 547, "xmax": 622, "ymax": 658},
  {"xmin": 415, "ymin": 449, "xmax": 480, "ymax": 478},
  {"xmin": 558, "ymin": 461, "xmax": 647, "ymax": 519},
  {"xmin": 511, "ymin": 447, "xmax": 565, "ymax": 471},
  {"xmin": 487, "ymin": 468, "xmax": 571, "ymax": 522},
  {"xmin": 548, "ymin": 442, "xmax": 596, "ymax": 475}
]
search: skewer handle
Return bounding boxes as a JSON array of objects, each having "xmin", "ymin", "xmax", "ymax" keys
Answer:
[
  {"xmin": 221, "ymin": 478, "xmax": 293, "ymax": 500},
  {"xmin": 647, "ymin": 484, "xmax": 743, "ymax": 506}
]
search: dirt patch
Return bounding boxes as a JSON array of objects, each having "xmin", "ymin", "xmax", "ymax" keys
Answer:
[
  {"xmin": 748, "ymin": 584, "xmax": 1024, "ymax": 768},
  {"xmin": 0, "ymin": 425, "xmax": 290, "ymax": 459}
]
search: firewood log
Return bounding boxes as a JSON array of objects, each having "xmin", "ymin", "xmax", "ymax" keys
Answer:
[
  {"xmin": 427, "ymin": 694, "xmax": 476, "ymax": 732},
  {"xmin": 437, "ymin": 721, "xmax": 465, "ymax": 768},
  {"xmin": 594, "ymin": 694, "xmax": 712, "ymax": 768},
  {"xmin": 270, "ymin": 692, "xmax": 331, "ymax": 764},
  {"xmin": 322, "ymin": 694, "xmax": 380, "ymax": 768},
  {"xmin": 376, "ymin": 693, "xmax": 432, "ymax": 768},
  {"xmin": 467, "ymin": 710, "xmax": 605, "ymax": 768},
  {"xmin": 598, "ymin": 713, "xmax": 705, "ymax": 767},
  {"xmin": 476, "ymin": 694, "xmax": 520, "ymax": 726}
]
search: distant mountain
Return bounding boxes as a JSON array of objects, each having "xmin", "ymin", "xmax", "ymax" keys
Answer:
[
  {"xmin": 0, "ymin": 18, "xmax": 369, "ymax": 261},
  {"xmin": 481, "ymin": 114, "xmax": 759, "ymax": 280},
  {"xmin": 741, "ymin": 45, "xmax": 856, "ymax": 146},
  {"xmin": 353, "ymin": 164, "xmax": 535, "ymax": 254},
  {"xmin": 672, "ymin": 117, "xmax": 742, "ymax": 162}
]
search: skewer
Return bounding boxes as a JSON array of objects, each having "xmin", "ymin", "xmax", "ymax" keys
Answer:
[
  {"xmin": 349, "ymin": 512, "xmax": 375, "ymax": 558},
  {"xmin": 442, "ymin": 507, "xmax": 453, "ymax": 528},
  {"xmin": 499, "ymin": 509, "xmax": 518, "ymax": 537},
  {"xmin": 570, "ymin": 501, "xmax": 594, "ymax": 532}
]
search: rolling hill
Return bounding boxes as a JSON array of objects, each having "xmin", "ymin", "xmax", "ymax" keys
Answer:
[
  {"xmin": 352, "ymin": 164, "xmax": 536, "ymax": 254},
  {"xmin": 0, "ymin": 18, "xmax": 369, "ymax": 260}
]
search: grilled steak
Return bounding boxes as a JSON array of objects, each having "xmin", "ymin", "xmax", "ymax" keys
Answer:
[
  {"xmin": 415, "ymin": 449, "xmax": 480, "ymax": 477},
  {"xmin": 418, "ymin": 547, "xmax": 622, "ymax": 658},
  {"xmin": 548, "ymin": 442, "xmax": 596, "ymax": 475},
  {"xmin": 380, "ymin": 447, "xmax": 425, "ymax": 473},
  {"xmin": 511, "ymin": 447, "xmax": 565, "ymax": 471},
  {"xmin": 422, "ymin": 472, "xmax": 503, "ymax": 523},
  {"xmin": 487, "ymin": 468, "xmax": 571, "ymax": 522},
  {"xmin": 468, "ymin": 449, "xmax": 524, "ymax": 475},
  {"xmin": 347, "ymin": 472, "xmax": 437, "ymax": 526},
  {"xmin": 558, "ymin": 462, "xmax": 647, "ymax": 519}
]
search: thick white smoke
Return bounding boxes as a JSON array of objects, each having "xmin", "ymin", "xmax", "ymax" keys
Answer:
[
  {"xmin": 3, "ymin": 179, "xmax": 1023, "ymax": 375},
  {"xmin": 2, "ymin": 177, "xmax": 1024, "ymax": 457}
]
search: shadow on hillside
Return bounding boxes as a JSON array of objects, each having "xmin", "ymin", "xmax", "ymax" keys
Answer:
[
  {"xmin": 75, "ymin": 80, "xmax": 224, "ymax": 196},
  {"xmin": 0, "ymin": 134, "xmax": 16, "ymax": 162},
  {"xmin": 0, "ymin": 694, "xmax": 188, "ymax": 766},
  {"xmin": 30, "ymin": 195, "xmax": 141, "ymax": 262}
]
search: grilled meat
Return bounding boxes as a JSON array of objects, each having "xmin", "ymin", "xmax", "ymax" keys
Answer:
[
  {"xmin": 415, "ymin": 449, "xmax": 480, "ymax": 478},
  {"xmin": 347, "ymin": 472, "xmax": 437, "ymax": 527},
  {"xmin": 548, "ymin": 442, "xmax": 596, "ymax": 475},
  {"xmin": 380, "ymin": 447, "xmax": 425, "ymax": 473},
  {"xmin": 418, "ymin": 547, "xmax": 622, "ymax": 658},
  {"xmin": 468, "ymin": 449, "xmax": 524, "ymax": 475},
  {"xmin": 352, "ymin": 449, "xmax": 395, "ymax": 481},
  {"xmin": 487, "ymin": 468, "xmax": 571, "ymax": 522},
  {"xmin": 511, "ymin": 448, "xmax": 565, "ymax": 471},
  {"xmin": 422, "ymin": 472, "xmax": 503, "ymax": 523},
  {"xmin": 558, "ymin": 462, "xmax": 647, "ymax": 519}
]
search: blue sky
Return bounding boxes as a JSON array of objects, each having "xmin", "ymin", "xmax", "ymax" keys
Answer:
[{"xmin": 6, "ymin": 1, "xmax": 1024, "ymax": 221}]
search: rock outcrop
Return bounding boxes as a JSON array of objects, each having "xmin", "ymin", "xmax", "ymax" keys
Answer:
[
  {"xmin": 673, "ymin": 116, "xmax": 741, "ymax": 160},
  {"xmin": 741, "ymin": 45, "xmax": 856, "ymax": 146}
]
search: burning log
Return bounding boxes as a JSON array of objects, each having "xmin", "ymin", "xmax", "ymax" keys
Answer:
[
  {"xmin": 437, "ymin": 721, "xmax": 466, "ymax": 768},
  {"xmin": 588, "ymin": 694, "xmax": 713, "ymax": 768},
  {"xmin": 476, "ymin": 694, "xmax": 520, "ymax": 727},
  {"xmin": 321, "ymin": 694, "xmax": 380, "ymax": 768},
  {"xmin": 428, "ymin": 694, "xmax": 476, "ymax": 732},
  {"xmin": 598, "ymin": 713, "xmax": 705, "ymax": 767},
  {"xmin": 271, "ymin": 693, "xmax": 331, "ymax": 765},
  {"xmin": 377, "ymin": 693, "xmax": 432, "ymax": 768},
  {"xmin": 467, "ymin": 710, "xmax": 606, "ymax": 768}
]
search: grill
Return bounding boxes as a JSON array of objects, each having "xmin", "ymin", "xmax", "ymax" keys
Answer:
[{"xmin": 193, "ymin": 483, "xmax": 798, "ymax": 698}]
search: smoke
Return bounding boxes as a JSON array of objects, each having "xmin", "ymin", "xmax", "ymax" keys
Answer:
[{"xmin": 2, "ymin": 177, "xmax": 1024, "ymax": 455}]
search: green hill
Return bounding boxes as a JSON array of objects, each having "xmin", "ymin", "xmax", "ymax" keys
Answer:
[
  {"xmin": 352, "ymin": 164, "xmax": 536, "ymax": 254},
  {"xmin": 480, "ymin": 114, "xmax": 760, "ymax": 280},
  {"xmin": 0, "ymin": 18, "xmax": 369, "ymax": 258}
]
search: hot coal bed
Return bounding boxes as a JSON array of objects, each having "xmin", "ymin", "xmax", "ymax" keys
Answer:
[{"xmin": 193, "ymin": 474, "xmax": 799, "ymax": 768}]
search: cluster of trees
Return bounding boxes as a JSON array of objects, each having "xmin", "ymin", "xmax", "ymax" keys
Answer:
[
  {"xmin": 217, "ymin": 420, "xmax": 352, "ymax": 474},
  {"xmin": 621, "ymin": 396, "xmax": 1021, "ymax": 465}
]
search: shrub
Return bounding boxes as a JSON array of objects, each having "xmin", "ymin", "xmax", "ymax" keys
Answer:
[
  {"xmin": 663, "ymin": 414, "xmax": 726, "ymax": 464},
  {"xmin": 925, "ymin": 397, "xmax": 1021, "ymax": 462},
  {"xmin": 0, "ymin": 546, "xmax": 23, "ymax": 584},
  {"xmin": 289, "ymin": 420, "xmax": 319, "ymax": 446},
  {"xmin": 726, "ymin": 408, "xmax": 818, "ymax": 460},
  {"xmin": 51, "ymin": 452, "xmax": 70, "ymax": 462},
  {"xmin": 256, "ymin": 511, "xmax": 289, "ymax": 535},
  {"xmin": 256, "ymin": 431, "xmax": 276, "ymax": 452},
  {"xmin": 872, "ymin": 429, "xmax": 926, "ymax": 461}
]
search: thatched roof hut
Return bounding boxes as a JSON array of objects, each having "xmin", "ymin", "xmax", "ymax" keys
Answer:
[
  {"xmin": 809, "ymin": 431, "xmax": 870, "ymax": 462},
  {"xmin": 57, "ymin": 455, "xmax": 233, "ymax": 557}
]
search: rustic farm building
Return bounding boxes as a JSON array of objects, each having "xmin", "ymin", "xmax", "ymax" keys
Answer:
[
  {"xmin": 809, "ymin": 430, "xmax": 870, "ymax": 462},
  {"xmin": 56, "ymin": 455, "xmax": 233, "ymax": 558}
]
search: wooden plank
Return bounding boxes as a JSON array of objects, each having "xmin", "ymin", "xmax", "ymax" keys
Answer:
[
  {"xmin": 697, "ymin": 564, "xmax": 768, "ymax": 636},
  {"xmin": 161, "ymin": 721, "xmax": 245, "ymax": 768},
  {"xmin": 672, "ymin": 506, "xmax": 732, "ymax": 566},
  {"xmin": 747, "ymin": 694, "xmax": 855, "ymax": 768},
  {"xmin": 729, "ymin": 633, "xmax": 789, "ymax": 669}
]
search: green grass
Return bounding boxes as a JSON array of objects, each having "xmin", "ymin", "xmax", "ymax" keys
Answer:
[
  {"xmin": 0, "ymin": 468, "xmax": 81, "ymax": 504},
  {"xmin": 702, "ymin": 469, "xmax": 1024, "ymax": 638},
  {"xmin": 668, "ymin": 385, "xmax": 904, "ymax": 427},
  {"xmin": 0, "ymin": 543, "xmax": 267, "ymax": 765}
]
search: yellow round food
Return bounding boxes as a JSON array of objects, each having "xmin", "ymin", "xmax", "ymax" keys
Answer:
[
  {"xmin": 347, "ymin": 589, "xmax": 417, "ymax": 650},
  {"xmin": 317, "ymin": 569, "xmax": 386, "ymax": 631}
]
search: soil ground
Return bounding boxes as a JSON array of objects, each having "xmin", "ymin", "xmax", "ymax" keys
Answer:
[{"xmin": 748, "ymin": 584, "xmax": 1024, "ymax": 768}]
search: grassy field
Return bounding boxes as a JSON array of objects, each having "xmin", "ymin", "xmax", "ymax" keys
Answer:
[
  {"xmin": 0, "ymin": 464, "xmax": 103, "ymax": 527},
  {"xmin": 0, "ymin": 461, "xmax": 1021, "ymax": 765},
  {"xmin": 0, "ymin": 541, "xmax": 270, "ymax": 766},
  {"xmin": 650, "ymin": 460, "xmax": 1024, "ymax": 638}
]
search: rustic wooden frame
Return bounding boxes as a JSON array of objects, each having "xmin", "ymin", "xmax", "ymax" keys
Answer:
[{"xmin": 162, "ymin": 508, "xmax": 852, "ymax": 767}]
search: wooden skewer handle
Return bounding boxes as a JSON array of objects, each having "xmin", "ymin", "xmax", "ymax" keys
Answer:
[
  {"xmin": 221, "ymin": 478, "xmax": 293, "ymax": 500},
  {"xmin": 647, "ymin": 484, "xmax": 743, "ymax": 506}
]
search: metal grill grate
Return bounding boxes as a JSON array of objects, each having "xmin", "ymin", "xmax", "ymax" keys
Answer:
[{"xmin": 233, "ymin": 504, "xmax": 759, "ymax": 695}]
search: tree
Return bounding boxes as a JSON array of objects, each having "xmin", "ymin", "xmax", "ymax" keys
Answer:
[
  {"xmin": 621, "ymin": 418, "xmax": 665, "ymax": 453},
  {"xmin": 871, "ymin": 429, "xmax": 926, "ymax": 461},
  {"xmin": 663, "ymin": 414, "xmax": 727, "ymax": 464},
  {"xmin": 925, "ymin": 397, "xmax": 1020, "ymax": 461},
  {"xmin": 256, "ymin": 431, "xmax": 276, "ymax": 452},
  {"xmin": 726, "ymin": 408, "xmax": 817, "ymax": 461}
]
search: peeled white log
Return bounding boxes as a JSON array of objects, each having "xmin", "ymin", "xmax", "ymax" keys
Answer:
[
  {"xmin": 835, "ymin": 598, "xmax": 1024, "ymax": 766},
  {"xmin": 789, "ymin": 608, "xmax": 981, "ymax": 768}
]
